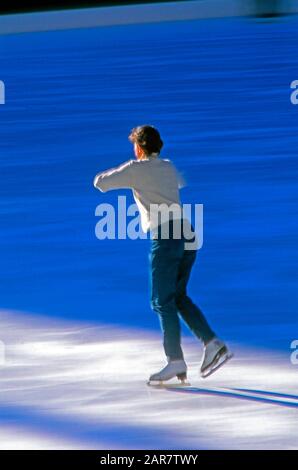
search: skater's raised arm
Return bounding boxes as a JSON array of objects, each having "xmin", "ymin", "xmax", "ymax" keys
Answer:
[{"xmin": 93, "ymin": 159, "xmax": 135, "ymax": 192}]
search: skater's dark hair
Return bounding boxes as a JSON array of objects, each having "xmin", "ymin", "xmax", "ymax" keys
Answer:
[{"xmin": 128, "ymin": 125, "xmax": 163, "ymax": 156}]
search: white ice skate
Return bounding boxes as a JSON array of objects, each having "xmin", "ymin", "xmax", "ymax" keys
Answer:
[
  {"xmin": 200, "ymin": 338, "xmax": 233, "ymax": 378},
  {"xmin": 147, "ymin": 359, "xmax": 189, "ymax": 386}
]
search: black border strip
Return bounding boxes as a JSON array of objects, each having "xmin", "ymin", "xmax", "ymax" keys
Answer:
[
  {"xmin": 0, "ymin": 450, "xmax": 296, "ymax": 465},
  {"xmin": 0, "ymin": 0, "xmax": 189, "ymax": 16}
]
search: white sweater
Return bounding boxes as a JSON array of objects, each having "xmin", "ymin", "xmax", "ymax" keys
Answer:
[{"xmin": 94, "ymin": 154, "xmax": 186, "ymax": 233}]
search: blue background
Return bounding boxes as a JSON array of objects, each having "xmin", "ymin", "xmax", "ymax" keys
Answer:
[{"xmin": 0, "ymin": 16, "xmax": 297, "ymax": 351}]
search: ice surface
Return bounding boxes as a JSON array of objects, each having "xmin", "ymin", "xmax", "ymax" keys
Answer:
[{"xmin": 0, "ymin": 309, "xmax": 297, "ymax": 449}]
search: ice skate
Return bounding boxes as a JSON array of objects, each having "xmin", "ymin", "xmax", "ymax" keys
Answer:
[
  {"xmin": 147, "ymin": 359, "xmax": 189, "ymax": 386},
  {"xmin": 200, "ymin": 338, "xmax": 233, "ymax": 378}
]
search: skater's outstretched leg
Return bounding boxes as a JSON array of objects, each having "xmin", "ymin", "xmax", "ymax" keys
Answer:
[
  {"xmin": 175, "ymin": 247, "xmax": 233, "ymax": 377},
  {"xmin": 175, "ymin": 248, "xmax": 216, "ymax": 344}
]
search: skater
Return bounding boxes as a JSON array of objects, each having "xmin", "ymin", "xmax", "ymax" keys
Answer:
[{"xmin": 93, "ymin": 125, "xmax": 232, "ymax": 384}]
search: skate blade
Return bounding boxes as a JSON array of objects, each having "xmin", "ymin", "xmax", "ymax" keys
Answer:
[
  {"xmin": 147, "ymin": 380, "xmax": 191, "ymax": 388},
  {"xmin": 201, "ymin": 352, "xmax": 234, "ymax": 379}
]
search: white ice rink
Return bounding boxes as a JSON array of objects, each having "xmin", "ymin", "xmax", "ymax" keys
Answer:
[{"xmin": 0, "ymin": 309, "xmax": 297, "ymax": 449}]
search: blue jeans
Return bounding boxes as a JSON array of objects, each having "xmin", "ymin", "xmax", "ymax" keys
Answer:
[{"xmin": 149, "ymin": 220, "xmax": 216, "ymax": 361}]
